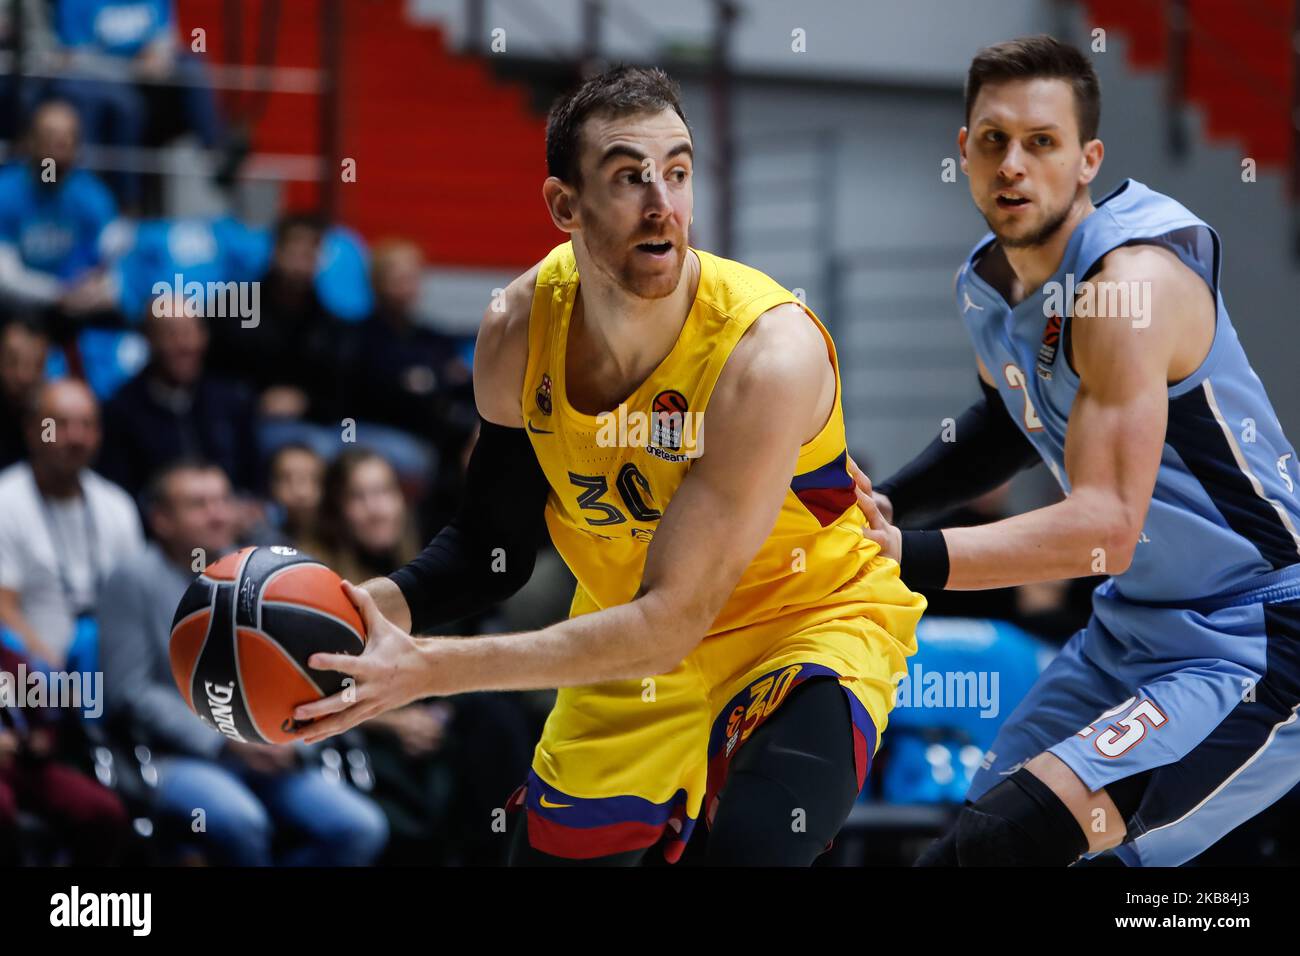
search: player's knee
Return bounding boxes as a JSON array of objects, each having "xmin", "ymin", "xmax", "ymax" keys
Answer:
[
  {"xmin": 913, "ymin": 824, "xmax": 958, "ymax": 866},
  {"xmin": 706, "ymin": 768, "xmax": 828, "ymax": 866},
  {"xmin": 953, "ymin": 768, "xmax": 1087, "ymax": 867}
]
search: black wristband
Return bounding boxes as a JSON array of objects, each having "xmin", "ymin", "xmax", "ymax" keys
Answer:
[{"xmin": 900, "ymin": 529, "xmax": 950, "ymax": 590}]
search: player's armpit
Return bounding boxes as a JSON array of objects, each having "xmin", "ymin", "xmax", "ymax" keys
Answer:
[{"xmin": 632, "ymin": 303, "xmax": 834, "ymax": 669}]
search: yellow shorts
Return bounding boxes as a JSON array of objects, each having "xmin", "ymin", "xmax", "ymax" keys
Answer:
[{"xmin": 508, "ymin": 554, "xmax": 924, "ymax": 861}]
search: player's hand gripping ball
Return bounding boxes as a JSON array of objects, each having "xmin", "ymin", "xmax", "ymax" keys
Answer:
[{"xmin": 168, "ymin": 546, "xmax": 366, "ymax": 744}]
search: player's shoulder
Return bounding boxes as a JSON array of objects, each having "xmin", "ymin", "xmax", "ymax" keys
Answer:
[
  {"xmin": 473, "ymin": 258, "xmax": 545, "ymax": 426},
  {"xmin": 694, "ymin": 248, "xmax": 793, "ymax": 318},
  {"xmin": 723, "ymin": 301, "xmax": 830, "ymax": 401},
  {"xmin": 1089, "ymin": 242, "xmax": 1213, "ymax": 320},
  {"xmin": 478, "ymin": 259, "xmax": 541, "ymax": 349}
]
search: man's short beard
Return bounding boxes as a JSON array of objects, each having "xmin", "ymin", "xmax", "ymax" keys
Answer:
[
  {"xmin": 615, "ymin": 246, "xmax": 686, "ymax": 299},
  {"xmin": 988, "ymin": 197, "xmax": 1073, "ymax": 249}
]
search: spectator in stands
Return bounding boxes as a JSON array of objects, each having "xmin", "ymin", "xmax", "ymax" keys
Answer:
[
  {"xmin": 316, "ymin": 448, "xmax": 420, "ymax": 584},
  {"xmin": 317, "ymin": 448, "xmax": 532, "ymax": 864},
  {"xmin": 0, "ymin": 378, "xmax": 142, "ymax": 667},
  {"xmin": 50, "ymin": 0, "xmax": 238, "ymax": 210},
  {"xmin": 206, "ymin": 213, "xmax": 346, "ymax": 438},
  {"xmin": 265, "ymin": 442, "xmax": 326, "ymax": 555},
  {"xmin": 0, "ymin": 640, "xmax": 130, "ymax": 864},
  {"xmin": 0, "ymin": 100, "xmax": 123, "ymax": 342},
  {"xmin": 0, "ymin": 313, "xmax": 48, "ymax": 470},
  {"xmin": 0, "ymin": 0, "xmax": 58, "ymax": 143},
  {"xmin": 344, "ymin": 239, "xmax": 476, "ymax": 452},
  {"xmin": 97, "ymin": 458, "xmax": 389, "ymax": 866},
  {"xmin": 98, "ymin": 295, "xmax": 259, "ymax": 509}
]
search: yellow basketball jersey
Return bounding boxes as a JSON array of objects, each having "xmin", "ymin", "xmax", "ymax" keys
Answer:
[{"xmin": 521, "ymin": 240, "xmax": 912, "ymax": 638}]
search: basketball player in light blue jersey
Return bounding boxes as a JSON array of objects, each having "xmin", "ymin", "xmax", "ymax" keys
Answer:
[{"xmin": 856, "ymin": 35, "xmax": 1300, "ymax": 866}]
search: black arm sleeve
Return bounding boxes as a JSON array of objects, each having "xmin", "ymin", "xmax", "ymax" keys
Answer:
[
  {"xmin": 875, "ymin": 377, "xmax": 1041, "ymax": 528},
  {"xmin": 388, "ymin": 417, "xmax": 550, "ymax": 634}
]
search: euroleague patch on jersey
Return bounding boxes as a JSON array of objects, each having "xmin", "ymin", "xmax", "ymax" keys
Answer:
[
  {"xmin": 535, "ymin": 372, "xmax": 553, "ymax": 415},
  {"xmin": 648, "ymin": 389, "xmax": 702, "ymax": 462},
  {"xmin": 1036, "ymin": 313, "xmax": 1062, "ymax": 380}
]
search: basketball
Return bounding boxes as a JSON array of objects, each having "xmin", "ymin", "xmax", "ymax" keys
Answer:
[{"xmin": 168, "ymin": 545, "xmax": 366, "ymax": 745}]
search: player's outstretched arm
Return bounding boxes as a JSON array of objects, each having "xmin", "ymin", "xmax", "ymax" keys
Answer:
[
  {"xmin": 292, "ymin": 304, "xmax": 833, "ymax": 741},
  {"xmin": 923, "ymin": 247, "xmax": 1208, "ymax": 590},
  {"xmin": 357, "ymin": 265, "xmax": 545, "ymax": 634}
]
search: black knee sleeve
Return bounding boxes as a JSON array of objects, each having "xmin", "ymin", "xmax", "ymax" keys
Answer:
[
  {"xmin": 913, "ymin": 825, "xmax": 959, "ymax": 866},
  {"xmin": 954, "ymin": 768, "xmax": 1087, "ymax": 866},
  {"xmin": 706, "ymin": 678, "xmax": 860, "ymax": 866}
]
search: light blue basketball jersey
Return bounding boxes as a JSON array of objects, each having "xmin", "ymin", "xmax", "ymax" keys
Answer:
[{"xmin": 956, "ymin": 178, "xmax": 1300, "ymax": 606}]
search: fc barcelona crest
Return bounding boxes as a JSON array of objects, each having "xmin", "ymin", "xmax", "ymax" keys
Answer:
[{"xmin": 536, "ymin": 372, "xmax": 553, "ymax": 415}]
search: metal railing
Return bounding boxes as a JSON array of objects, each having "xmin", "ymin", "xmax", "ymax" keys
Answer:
[{"xmin": 0, "ymin": 0, "xmax": 338, "ymax": 198}]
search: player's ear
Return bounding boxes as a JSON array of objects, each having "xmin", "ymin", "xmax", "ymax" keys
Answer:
[
  {"xmin": 542, "ymin": 176, "xmax": 579, "ymax": 234},
  {"xmin": 1079, "ymin": 137, "xmax": 1104, "ymax": 186},
  {"xmin": 957, "ymin": 127, "xmax": 969, "ymax": 174}
]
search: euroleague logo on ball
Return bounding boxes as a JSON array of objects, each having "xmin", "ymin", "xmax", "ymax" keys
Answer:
[{"xmin": 270, "ymin": 545, "xmax": 299, "ymax": 556}]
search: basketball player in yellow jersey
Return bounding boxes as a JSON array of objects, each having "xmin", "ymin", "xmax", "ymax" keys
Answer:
[{"xmin": 291, "ymin": 66, "xmax": 925, "ymax": 865}]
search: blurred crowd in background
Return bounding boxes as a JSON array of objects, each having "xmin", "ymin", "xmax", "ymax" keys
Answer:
[{"xmin": 0, "ymin": 0, "xmax": 561, "ymax": 867}]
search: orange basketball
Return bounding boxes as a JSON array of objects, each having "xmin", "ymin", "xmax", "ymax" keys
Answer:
[{"xmin": 169, "ymin": 546, "xmax": 366, "ymax": 745}]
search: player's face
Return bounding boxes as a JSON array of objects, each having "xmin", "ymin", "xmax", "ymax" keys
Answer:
[
  {"xmin": 571, "ymin": 109, "xmax": 693, "ymax": 300},
  {"xmin": 961, "ymin": 78, "xmax": 1096, "ymax": 249}
]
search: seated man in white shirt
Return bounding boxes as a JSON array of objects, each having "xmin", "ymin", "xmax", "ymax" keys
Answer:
[{"xmin": 0, "ymin": 378, "xmax": 141, "ymax": 667}]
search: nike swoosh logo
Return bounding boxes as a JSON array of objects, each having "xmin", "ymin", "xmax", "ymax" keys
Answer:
[
  {"xmin": 527, "ymin": 420, "xmax": 554, "ymax": 434},
  {"xmin": 538, "ymin": 794, "xmax": 572, "ymax": 808}
]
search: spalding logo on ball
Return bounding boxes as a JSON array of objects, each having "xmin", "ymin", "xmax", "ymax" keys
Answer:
[{"xmin": 169, "ymin": 546, "xmax": 365, "ymax": 744}]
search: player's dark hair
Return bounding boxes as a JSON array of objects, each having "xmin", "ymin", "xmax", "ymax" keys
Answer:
[
  {"xmin": 546, "ymin": 65, "xmax": 691, "ymax": 186},
  {"xmin": 965, "ymin": 35, "xmax": 1101, "ymax": 142}
]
